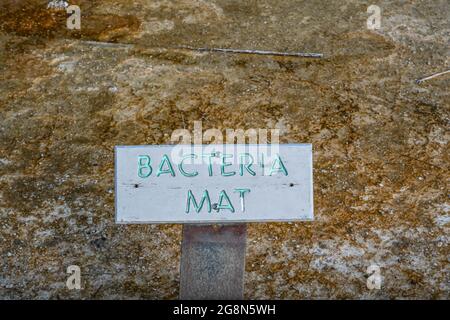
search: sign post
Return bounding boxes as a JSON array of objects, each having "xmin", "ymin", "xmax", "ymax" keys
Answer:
[
  {"xmin": 115, "ymin": 144, "xmax": 313, "ymax": 298},
  {"xmin": 180, "ymin": 224, "xmax": 247, "ymax": 299}
]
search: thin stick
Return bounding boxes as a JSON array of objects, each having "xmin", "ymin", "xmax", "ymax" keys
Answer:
[
  {"xmin": 70, "ymin": 41, "xmax": 324, "ymax": 58},
  {"xmin": 177, "ymin": 45, "xmax": 323, "ymax": 58},
  {"xmin": 79, "ymin": 40, "xmax": 134, "ymax": 49},
  {"xmin": 415, "ymin": 69, "xmax": 450, "ymax": 84}
]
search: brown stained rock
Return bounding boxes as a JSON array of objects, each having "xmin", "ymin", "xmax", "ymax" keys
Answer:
[
  {"xmin": 0, "ymin": 0, "xmax": 449, "ymax": 299},
  {"xmin": 0, "ymin": 0, "xmax": 140, "ymax": 42}
]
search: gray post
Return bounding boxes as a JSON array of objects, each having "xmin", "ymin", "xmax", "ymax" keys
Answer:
[{"xmin": 179, "ymin": 224, "xmax": 247, "ymax": 299}]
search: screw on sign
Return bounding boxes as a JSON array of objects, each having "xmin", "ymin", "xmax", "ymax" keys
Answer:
[{"xmin": 115, "ymin": 144, "xmax": 313, "ymax": 299}]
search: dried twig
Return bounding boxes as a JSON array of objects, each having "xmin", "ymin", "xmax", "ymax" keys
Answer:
[
  {"xmin": 415, "ymin": 69, "xmax": 450, "ymax": 84},
  {"xmin": 177, "ymin": 45, "xmax": 323, "ymax": 58},
  {"xmin": 79, "ymin": 40, "xmax": 134, "ymax": 49},
  {"xmin": 47, "ymin": 0, "xmax": 69, "ymax": 10}
]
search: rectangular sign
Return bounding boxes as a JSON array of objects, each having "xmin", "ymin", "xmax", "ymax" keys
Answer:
[{"xmin": 115, "ymin": 144, "xmax": 313, "ymax": 223}]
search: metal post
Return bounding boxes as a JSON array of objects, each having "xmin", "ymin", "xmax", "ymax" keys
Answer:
[{"xmin": 179, "ymin": 224, "xmax": 247, "ymax": 300}]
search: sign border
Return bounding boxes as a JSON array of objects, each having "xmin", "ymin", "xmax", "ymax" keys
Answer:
[{"xmin": 114, "ymin": 144, "xmax": 314, "ymax": 224}]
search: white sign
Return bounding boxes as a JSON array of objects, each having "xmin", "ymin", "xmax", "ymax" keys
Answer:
[{"xmin": 115, "ymin": 144, "xmax": 313, "ymax": 223}]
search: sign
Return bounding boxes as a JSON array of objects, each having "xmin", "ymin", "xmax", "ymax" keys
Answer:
[{"xmin": 115, "ymin": 144, "xmax": 313, "ymax": 223}]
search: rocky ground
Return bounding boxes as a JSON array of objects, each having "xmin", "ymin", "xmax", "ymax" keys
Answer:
[{"xmin": 0, "ymin": 0, "xmax": 448, "ymax": 299}]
